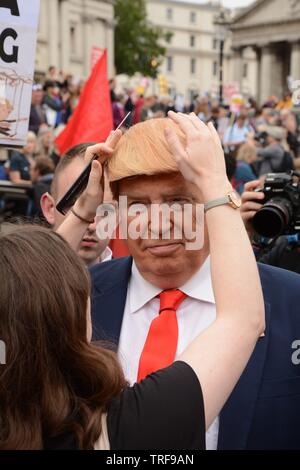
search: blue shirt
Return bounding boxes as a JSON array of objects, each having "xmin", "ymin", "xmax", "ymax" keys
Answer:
[
  {"xmin": 223, "ymin": 123, "xmax": 254, "ymax": 145},
  {"xmin": 234, "ymin": 161, "xmax": 256, "ymax": 194}
]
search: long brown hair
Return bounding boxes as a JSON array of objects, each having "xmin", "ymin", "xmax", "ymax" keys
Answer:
[{"xmin": 0, "ymin": 225, "xmax": 125, "ymax": 449}]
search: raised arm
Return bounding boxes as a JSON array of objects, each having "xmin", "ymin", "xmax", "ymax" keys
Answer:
[
  {"xmin": 56, "ymin": 130, "xmax": 122, "ymax": 251},
  {"xmin": 165, "ymin": 112, "xmax": 265, "ymax": 429}
]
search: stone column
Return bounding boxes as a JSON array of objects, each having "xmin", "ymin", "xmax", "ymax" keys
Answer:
[
  {"xmin": 290, "ymin": 41, "xmax": 300, "ymax": 80},
  {"xmin": 105, "ymin": 20, "xmax": 115, "ymax": 78},
  {"xmin": 83, "ymin": 14, "xmax": 93, "ymax": 77},
  {"xmin": 48, "ymin": 0, "xmax": 59, "ymax": 67},
  {"xmin": 255, "ymin": 47, "xmax": 262, "ymax": 103},
  {"xmin": 272, "ymin": 46, "xmax": 285, "ymax": 98},
  {"xmin": 60, "ymin": 0, "xmax": 70, "ymax": 72},
  {"xmin": 259, "ymin": 45, "xmax": 273, "ymax": 103},
  {"xmin": 232, "ymin": 47, "xmax": 243, "ymax": 90}
]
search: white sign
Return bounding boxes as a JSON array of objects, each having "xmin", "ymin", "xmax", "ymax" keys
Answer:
[
  {"xmin": 290, "ymin": 79, "xmax": 300, "ymax": 106},
  {"xmin": 0, "ymin": 0, "xmax": 40, "ymax": 148}
]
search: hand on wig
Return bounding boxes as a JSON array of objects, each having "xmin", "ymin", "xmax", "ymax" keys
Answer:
[
  {"xmin": 74, "ymin": 130, "xmax": 122, "ymax": 221},
  {"xmin": 165, "ymin": 111, "xmax": 231, "ymax": 200}
]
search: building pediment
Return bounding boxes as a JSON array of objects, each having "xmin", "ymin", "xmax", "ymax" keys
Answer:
[{"xmin": 232, "ymin": 0, "xmax": 300, "ymax": 28}]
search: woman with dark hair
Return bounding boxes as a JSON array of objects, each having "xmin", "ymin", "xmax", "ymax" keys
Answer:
[
  {"xmin": 0, "ymin": 114, "xmax": 265, "ymax": 450},
  {"xmin": 0, "ymin": 225, "xmax": 125, "ymax": 449}
]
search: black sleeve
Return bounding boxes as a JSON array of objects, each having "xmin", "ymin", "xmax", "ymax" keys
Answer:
[
  {"xmin": 257, "ymin": 237, "xmax": 289, "ymax": 267},
  {"xmin": 107, "ymin": 361, "xmax": 205, "ymax": 450}
]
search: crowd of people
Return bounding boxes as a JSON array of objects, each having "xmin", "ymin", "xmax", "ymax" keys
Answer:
[
  {"xmin": 0, "ymin": 67, "xmax": 300, "ymax": 450},
  {"xmin": 1, "ymin": 67, "xmax": 300, "ymax": 208},
  {"xmin": 1, "ymin": 67, "xmax": 300, "ymax": 268},
  {"xmin": 0, "ymin": 111, "xmax": 299, "ymax": 451}
]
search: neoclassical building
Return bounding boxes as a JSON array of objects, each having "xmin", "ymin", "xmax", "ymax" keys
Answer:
[
  {"xmin": 143, "ymin": 0, "xmax": 259, "ymax": 101},
  {"xmin": 231, "ymin": 0, "xmax": 300, "ymax": 103},
  {"xmin": 146, "ymin": 0, "xmax": 233, "ymax": 101},
  {"xmin": 35, "ymin": 0, "xmax": 115, "ymax": 78}
]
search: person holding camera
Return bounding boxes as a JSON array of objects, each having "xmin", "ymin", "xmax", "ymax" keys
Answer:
[
  {"xmin": 251, "ymin": 126, "xmax": 294, "ymax": 176},
  {"xmin": 241, "ymin": 178, "xmax": 300, "ymax": 274}
]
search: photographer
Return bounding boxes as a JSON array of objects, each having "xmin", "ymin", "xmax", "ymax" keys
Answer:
[
  {"xmin": 251, "ymin": 126, "xmax": 294, "ymax": 176},
  {"xmin": 241, "ymin": 179, "xmax": 300, "ymax": 274}
]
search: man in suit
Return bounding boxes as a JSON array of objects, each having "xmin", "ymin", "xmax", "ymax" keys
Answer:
[{"xmin": 90, "ymin": 115, "xmax": 300, "ymax": 450}]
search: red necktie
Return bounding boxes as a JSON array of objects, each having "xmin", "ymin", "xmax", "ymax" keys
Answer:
[{"xmin": 137, "ymin": 289, "xmax": 187, "ymax": 382}]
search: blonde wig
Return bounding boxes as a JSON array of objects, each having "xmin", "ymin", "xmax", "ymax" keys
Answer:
[{"xmin": 108, "ymin": 118, "xmax": 186, "ymax": 183}]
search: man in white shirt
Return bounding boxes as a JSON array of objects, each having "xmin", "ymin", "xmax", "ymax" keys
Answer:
[
  {"xmin": 118, "ymin": 257, "xmax": 219, "ymax": 449},
  {"xmin": 223, "ymin": 112, "xmax": 254, "ymax": 149},
  {"xmin": 90, "ymin": 116, "xmax": 300, "ymax": 450},
  {"xmin": 41, "ymin": 142, "xmax": 112, "ymax": 266},
  {"xmin": 90, "ymin": 118, "xmax": 223, "ymax": 449}
]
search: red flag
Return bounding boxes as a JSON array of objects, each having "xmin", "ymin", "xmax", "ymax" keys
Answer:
[{"xmin": 55, "ymin": 50, "xmax": 113, "ymax": 155}]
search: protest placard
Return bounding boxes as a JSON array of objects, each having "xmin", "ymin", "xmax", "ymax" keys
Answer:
[{"xmin": 0, "ymin": 0, "xmax": 40, "ymax": 148}]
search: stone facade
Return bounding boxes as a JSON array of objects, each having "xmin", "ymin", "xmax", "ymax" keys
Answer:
[
  {"xmin": 145, "ymin": 0, "xmax": 234, "ymax": 100},
  {"xmin": 231, "ymin": 0, "xmax": 300, "ymax": 103},
  {"xmin": 35, "ymin": 0, "xmax": 115, "ymax": 79}
]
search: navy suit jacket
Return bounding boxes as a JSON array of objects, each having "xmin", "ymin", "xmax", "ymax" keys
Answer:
[{"xmin": 90, "ymin": 257, "xmax": 300, "ymax": 450}]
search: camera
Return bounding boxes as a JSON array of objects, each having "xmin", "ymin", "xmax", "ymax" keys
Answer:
[
  {"xmin": 254, "ymin": 131, "xmax": 268, "ymax": 147},
  {"xmin": 253, "ymin": 172, "xmax": 300, "ymax": 239}
]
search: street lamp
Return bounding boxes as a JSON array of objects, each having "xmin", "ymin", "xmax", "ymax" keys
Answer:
[{"xmin": 214, "ymin": 8, "xmax": 231, "ymax": 105}]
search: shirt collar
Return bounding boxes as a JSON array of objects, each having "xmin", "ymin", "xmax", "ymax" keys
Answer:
[
  {"xmin": 99, "ymin": 246, "xmax": 113, "ymax": 263},
  {"xmin": 128, "ymin": 262, "xmax": 161, "ymax": 314},
  {"xmin": 179, "ymin": 256, "xmax": 215, "ymax": 304},
  {"xmin": 128, "ymin": 256, "xmax": 215, "ymax": 315}
]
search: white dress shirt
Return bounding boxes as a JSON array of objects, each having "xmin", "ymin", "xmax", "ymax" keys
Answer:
[
  {"xmin": 118, "ymin": 256, "xmax": 219, "ymax": 450},
  {"xmin": 99, "ymin": 246, "xmax": 113, "ymax": 263},
  {"xmin": 223, "ymin": 123, "xmax": 254, "ymax": 145}
]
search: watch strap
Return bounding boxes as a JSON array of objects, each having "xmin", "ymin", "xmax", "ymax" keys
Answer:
[{"xmin": 204, "ymin": 195, "xmax": 230, "ymax": 213}]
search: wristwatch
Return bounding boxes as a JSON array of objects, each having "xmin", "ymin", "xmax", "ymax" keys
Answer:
[{"xmin": 204, "ymin": 191, "xmax": 241, "ymax": 213}]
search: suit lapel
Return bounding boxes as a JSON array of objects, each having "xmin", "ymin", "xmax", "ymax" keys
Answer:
[
  {"xmin": 92, "ymin": 258, "xmax": 271, "ymax": 448},
  {"xmin": 91, "ymin": 257, "xmax": 133, "ymax": 344},
  {"xmin": 217, "ymin": 301, "xmax": 271, "ymax": 449}
]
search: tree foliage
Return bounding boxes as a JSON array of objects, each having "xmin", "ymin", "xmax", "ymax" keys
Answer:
[{"xmin": 114, "ymin": 0, "xmax": 172, "ymax": 78}]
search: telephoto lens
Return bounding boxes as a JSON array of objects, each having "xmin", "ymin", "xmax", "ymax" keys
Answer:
[{"xmin": 253, "ymin": 198, "xmax": 293, "ymax": 238}]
